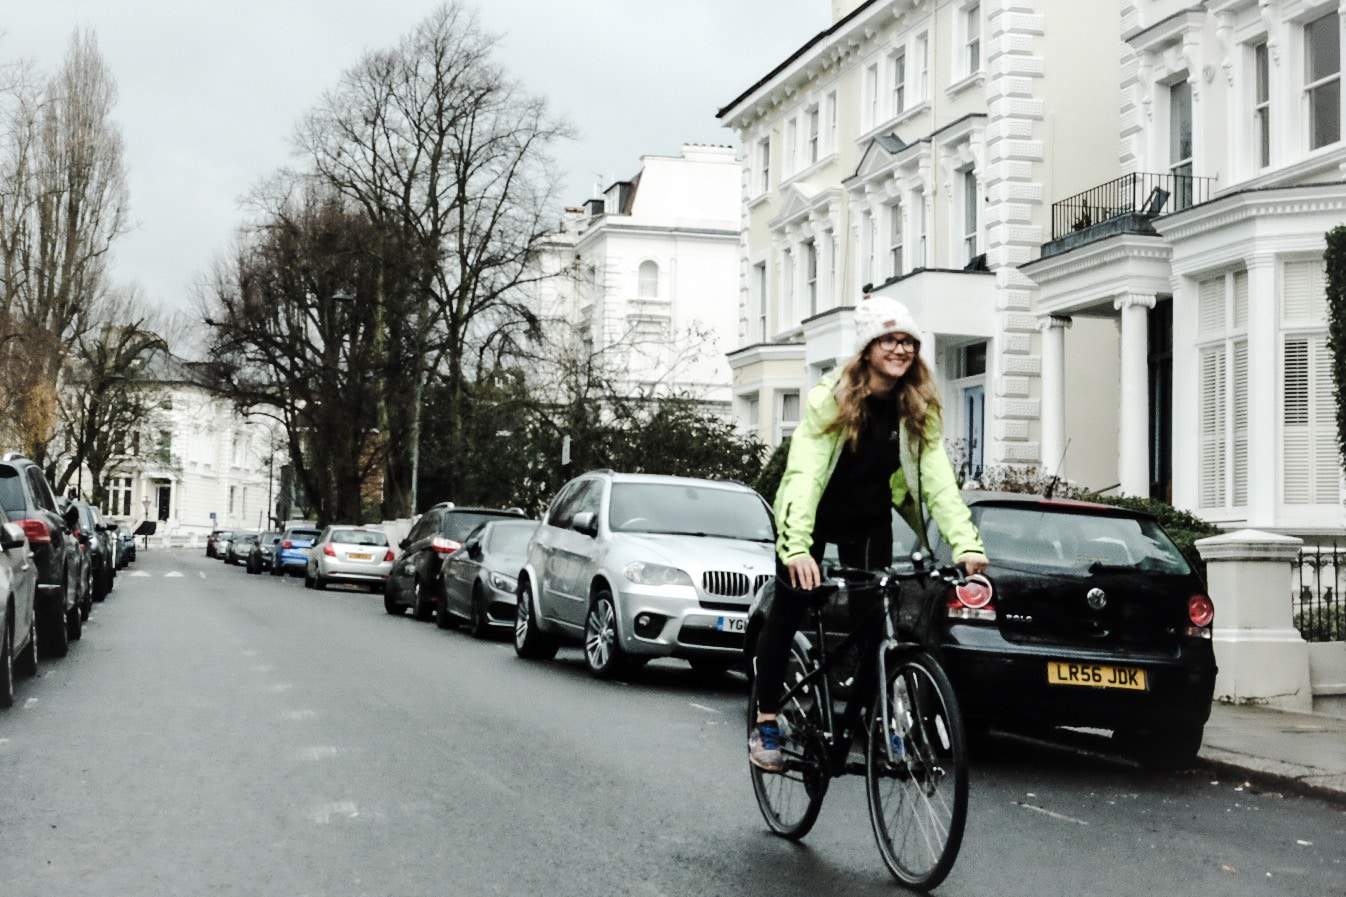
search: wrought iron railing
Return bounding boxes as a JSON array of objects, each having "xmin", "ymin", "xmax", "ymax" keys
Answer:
[
  {"xmin": 1050, "ymin": 172, "xmax": 1215, "ymax": 241},
  {"xmin": 1292, "ymin": 545, "xmax": 1346, "ymax": 642}
]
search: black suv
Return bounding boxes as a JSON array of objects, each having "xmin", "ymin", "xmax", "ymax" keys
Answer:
[
  {"xmin": 385, "ymin": 504, "xmax": 527, "ymax": 620},
  {"xmin": 74, "ymin": 501, "xmax": 115, "ymax": 603},
  {"xmin": 0, "ymin": 454, "xmax": 85, "ymax": 656}
]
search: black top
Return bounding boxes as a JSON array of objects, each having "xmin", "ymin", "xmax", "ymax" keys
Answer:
[{"xmin": 813, "ymin": 394, "xmax": 901, "ymax": 544}]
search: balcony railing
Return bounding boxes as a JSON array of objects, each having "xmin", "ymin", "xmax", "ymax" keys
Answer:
[{"xmin": 1050, "ymin": 172, "xmax": 1215, "ymax": 242}]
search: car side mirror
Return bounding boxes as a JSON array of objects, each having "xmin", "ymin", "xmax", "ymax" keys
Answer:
[
  {"xmin": 0, "ymin": 522, "xmax": 25, "ymax": 550},
  {"xmin": 399, "ymin": 538, "xmax": 409, "ymax": 550},
  {"xmin": 63, "ymin": 505, "xmax": 80, "ymax": 529},
  {"xmin": 572, "ymin": 511, "xmax": 597, "ymax": 537},
  {"xmin": 467, "ymin": 543, "xmax": 483, "ymax": 560}
]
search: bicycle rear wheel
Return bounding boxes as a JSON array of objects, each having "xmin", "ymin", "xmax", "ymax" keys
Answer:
[
  {"xmin": 865, "ymin": 651, "xmax": 968, "ymax": 890},
  {"xmin": 748, "ymin": 641, "xmax": 829, "ymax": 840}
]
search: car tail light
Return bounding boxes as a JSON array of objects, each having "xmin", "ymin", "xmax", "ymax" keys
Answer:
[
  {"xmin": 384, "ymin": 549, "xmax": 394, "ymax": 562},
  {"xmin": 431, "ymin": 536, "xmax": 461, "ymax": 555},
  {"xmin": 17, "ymin": 519, "xmax": 50, "ymax": 544},
  {"xmin": 322, "ymin": 544, "xmax": 336, "ymax": 557},
  {"xmin": 282, "ymin": 540, "xmax": 293, "ymax": 549},
  {"xmin": 1187, "ymin": 594, "xmax": 1214, "ymax": 638},
  {"xmin": 947, "ymin": 574, "xmax": 996, "ymax": 622}
]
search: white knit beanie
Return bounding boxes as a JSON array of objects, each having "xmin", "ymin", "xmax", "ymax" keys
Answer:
[{"xmin": 853, "ymin": 295, "xmax": 922, "ymax": 355}]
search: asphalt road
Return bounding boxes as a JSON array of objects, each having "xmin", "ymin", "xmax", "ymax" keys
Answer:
[{"xmin": 1, "ymin": 548, "xmax": 1343, "ymax": 897}]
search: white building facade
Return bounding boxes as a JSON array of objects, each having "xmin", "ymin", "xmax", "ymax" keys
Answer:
[
  {"xmin": 1021, "ymin": 0, "xmax": 1345, "ymax": 537},
  {"xmin": 101, "ymin": 357, "xmax": 283, "ymax": 536},
  {"xmin": 720, "ymin": 0, "xmax": 1125, "ymax": 487},
  {"xmin": 532, "ymin": 145, "xmax": 742, "ymax": 406}
]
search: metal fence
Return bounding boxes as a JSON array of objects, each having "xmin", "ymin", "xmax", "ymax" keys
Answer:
[
  {"xmin": 1292, "ymin": 545, "xmax": 1346, "ymax": 642},
  {"xmin": 1050, "ymin": 172, "xmax": 1215, "ymax": 241}
]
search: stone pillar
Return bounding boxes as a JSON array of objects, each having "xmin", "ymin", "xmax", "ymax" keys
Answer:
[
  {"xmin": 1244, "ymin": 256, "xmax": 1278, "ymax": 527},
  {"xmin": 1115, "ymin": 293, "xmax": 1156, "ymax": 495},
  {"xmin": 1197, "ymin": 529, "xmax": 1313, "ymax": 712},
  {"xmin": 1038, "ymin": 315, "xmax": 1071, "ymax": 477}
]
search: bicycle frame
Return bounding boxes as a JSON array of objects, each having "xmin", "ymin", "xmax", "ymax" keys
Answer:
[{"xmin": 775, "ymin": 577, "xmax": 923, "ymax": 775}]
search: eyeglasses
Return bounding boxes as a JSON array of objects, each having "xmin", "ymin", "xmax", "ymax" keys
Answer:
[{"xmin": 876, "ymin": 334, "xmax": 919, "ymax": 354}]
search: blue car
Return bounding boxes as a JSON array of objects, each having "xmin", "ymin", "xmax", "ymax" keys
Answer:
[{"xmin": 270, "ymin": 526, "xmax": 322, "ymax": 576}]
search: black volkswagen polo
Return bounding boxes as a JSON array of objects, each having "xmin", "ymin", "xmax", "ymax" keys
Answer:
[{"xmin": 747, "ymin": 492, "xmax": 1217, "ymax": 769}]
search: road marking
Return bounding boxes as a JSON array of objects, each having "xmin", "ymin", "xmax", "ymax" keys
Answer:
[
  {"xmin": 1013, "ymin": 801, "xmax": 1089, "ymax": 825},
  {"xmin": 308, "ymin": 801, "xmax": 360, "ymax": 824},
  {"xmin": 23, "ymin": 698, "xmax": 38, "ymax": 708},
  {"xmin": 281, "ymin": 709, "xmax": 317, "ymax": 721},
  {"xmin": 129, "ymin": 571, "xmax": 150, "ymax": 578},
  {"xmin": 0, "ymin": 737, "xmax": 10, "ymax": 745},
  {"xmin": 265, "ymin": 683, "xmax": 293, "ymax": 693},
  {"xmin": 165, "ymin": 571, "xmax": 184, "ymax": 578},
  {"xmin": 688, "ymin": 702, "xmax": 722, "ymax": 714},
  {"xmin": 297, "ymin": 746, "xmax": 340, "ymax": 761}
]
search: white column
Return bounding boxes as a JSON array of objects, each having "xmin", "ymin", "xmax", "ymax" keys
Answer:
[
  {"xmin": 1115, "ymin": 293, "xmax": 1156, "ymax": 496},
  {"xmin": 1244, "ymin": 256, "xmax": 1279, "ymax": 528},
  {"xmin": 1038, "ymin": 315, "xmax": 1071, "ymax": 478}
]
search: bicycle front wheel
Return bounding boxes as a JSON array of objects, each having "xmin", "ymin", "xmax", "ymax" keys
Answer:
[
  {"xmin": 865, "ymin": 651, "xmax": 968, "ymax": 890},
  {"xmin": 748, "ymin": 641, "xmax": 829, "ymax": 840}
]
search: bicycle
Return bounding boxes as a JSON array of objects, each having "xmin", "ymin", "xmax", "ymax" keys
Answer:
[{"xmin": 748, "ymin": 554, "xmax": 990, "ymax": 891}]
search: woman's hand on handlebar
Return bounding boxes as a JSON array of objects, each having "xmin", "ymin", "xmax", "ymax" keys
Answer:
[
  {"xmin": 785, "ymin": 555, "xmax": 822, "ymax": 591},
  {"xmin": 956, "ymin": 552, "xmax": 989, "ymax": 576}
]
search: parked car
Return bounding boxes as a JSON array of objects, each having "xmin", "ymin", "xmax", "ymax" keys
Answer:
[
  {"xmin": 245, "ymin": 532, "xmax": 281, "ymax": 575},
  {"xmin": 226, "ymin": 533, "xmax": 258, "ymax": 566},
  {"xmin": 438, "ymin": 519, "xmax": 538, "ymax": 637},
  {"xmin": 744, "ymin": 491, "xmax": 1218, "ymax": 770},
  {"xmin": 514, "ymin": 472, "xmax": 776, "ymax": 679},
  {"xmin": 0, "ymin": 505, "xmax": 39, "ymax": 708},
  {"xmin": 304, "ymin": 527, "xmax": 394, "ymax": 591},
  {"xmin": 205, "ymin": 529, "xmax": 235, "ymax": 559},
  {"xmin": 0, "ymin": 455, "xmax": 84, "ymax": 656},
  {"xmin": 116, "ymin": 525, "xmax": 136, "ymax": 567},
  {"xmin": 384, "ymin": 505, "xmax": 528, "ymax": 620},
  {"xmin": 73, "ymin": 501, "xmax": 114, "ymax": 603},
  {"xmin": 271, "ymin": 526, "xmax": 323, "ymax": 576}
]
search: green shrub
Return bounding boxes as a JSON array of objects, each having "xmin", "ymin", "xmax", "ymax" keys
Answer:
[
  {"xmin": 752, "ymin": 437, "xmax": 790, "ymax": 503},
  {"xmin": 1081, "ymin": 494, "xmax": 1223, "ymax": 578},
  {"xmin": 1294, "ymin": 604, "xmax": 1345, "ymax": 642}
]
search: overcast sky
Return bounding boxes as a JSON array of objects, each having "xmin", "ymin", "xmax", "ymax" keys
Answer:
[{"xmin": 8, "ymin": 0, "xmax": 825, "ymax": 313}]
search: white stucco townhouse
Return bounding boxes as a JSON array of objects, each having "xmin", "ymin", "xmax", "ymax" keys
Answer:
[
  {"xmin": 719, "ymin": 0, "xmax": 1126, "ymax": 487},
  {"xmin": 1021, "ymin": 0, "xmax": 1345, "ymax": 537}
]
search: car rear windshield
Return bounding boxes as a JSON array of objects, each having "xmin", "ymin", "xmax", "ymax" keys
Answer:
[
  {"xmin": 487, "ymin": 522, "xmax": 536, "ymax": 556},
  {"xmin": 442, "ymin": 512, "xmax": 516, "ymax": 541},
  {"xmin": 0, "ymin": 467, "xmax": 25, "ymax": 515},
  {"xmin": 287, "ymin": 529, "xmax": 321, "ymax": 542},
  {"xmin": 330, "ymin": 529, "xmax": 387, "ymax": 546},
  {"xmin": 608, "ymin": 483, "xmax": 774, "ymax": 542},
  {"xmin": 972, "ymin": 505, "xmax": 1192, "ymax": 576}
]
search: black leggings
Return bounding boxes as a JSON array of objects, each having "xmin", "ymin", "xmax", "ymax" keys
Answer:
[{"xmin": 753, "ymin": 525, "xmax": 892, "ymax": 716}]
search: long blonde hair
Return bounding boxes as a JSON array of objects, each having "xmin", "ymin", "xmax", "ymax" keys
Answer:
[{"xmin": 824, "ymin": 345, "xmax": 941, "ymax": 450}]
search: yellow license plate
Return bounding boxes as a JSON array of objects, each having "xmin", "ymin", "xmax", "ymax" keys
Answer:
[
  {"xmin": 348, "ymin": 552, "xmax": 372, "ymax": 561},
  {"xmin": 1047, "ymin": 661, "xmax": 1147, "ymax": 691}
]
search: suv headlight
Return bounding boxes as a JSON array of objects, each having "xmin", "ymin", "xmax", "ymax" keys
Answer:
[
  {"xmin": 624, "ymin": 561, "xmax": 692, "ymax": 587},
  {"xmin": 488, "ymin": 571, "xmax": 517, "ymax": 592}
]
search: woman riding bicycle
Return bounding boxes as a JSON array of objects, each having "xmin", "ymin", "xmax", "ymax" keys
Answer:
[{"xmin": 749, "ymin": 295, "xmax": 989, "ymax": 772}]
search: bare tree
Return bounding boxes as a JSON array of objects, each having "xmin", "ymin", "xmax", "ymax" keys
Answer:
[
  {"xmin": 0, "ymin": 29, "xmax": 129, "ymax": 460},
  {"xmin": 297, "ymin": 1, "xmax": 570, "ymax": 514}
]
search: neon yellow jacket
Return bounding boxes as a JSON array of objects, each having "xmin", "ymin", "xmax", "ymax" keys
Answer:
[{"xmin": 773, "ymin": 372, "xmax": 985, "ymax": 563}]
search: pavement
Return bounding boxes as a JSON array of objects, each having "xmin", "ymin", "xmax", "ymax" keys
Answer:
[
  {"xmin": 1200, "ymin": 702, "xmax": 1346, "ymax": 803},
  {"xmin": 2, "ymin": 548, "xmax": 1344, "ymax": 897}
]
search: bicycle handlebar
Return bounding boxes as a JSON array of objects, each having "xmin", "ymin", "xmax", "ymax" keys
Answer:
[{"xmin": 822, "ymin": 555, "xmax": 970, "ymax": 594}]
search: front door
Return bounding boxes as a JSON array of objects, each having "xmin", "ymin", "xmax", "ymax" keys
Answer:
[
  {"xmin": 156, "ymin": 484, "xmax": 171, "ymax": 521},
  {"xmin": 963, "ymin": 385, "xmax": 985, "ymax": 480}
]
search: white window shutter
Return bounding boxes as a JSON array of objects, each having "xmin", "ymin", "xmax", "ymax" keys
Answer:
[
  {"xmin": 1198, "ymin": 277, "xmax": 1225, "ymax": 338},
  {"xmin": 1283, "ymin": 338, "xmax": 1311, "ymax": 503},
  {"xmin": 1199, "ymin": 346, "xmax": 1227, "ymax": 507},
  {"xmin": 1232, "ymin": 339, "xmax": 1249, "ymax": 506},
  {"xmin": 1233, "ymin": 271, "xmax": 1249, "ymax": 331},
  {"xmin": 1282, "ymin": 259, "xmax": 1326, "ymax": 324},
  {"xmin": 1312, "ymin": 336, "xmax": 1340, "ymax": 504}
]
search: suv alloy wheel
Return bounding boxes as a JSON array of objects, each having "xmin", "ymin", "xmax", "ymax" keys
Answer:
[
  {"xmin": 513, "ymin": 581, "xmax": 558, "ymax": 660},
  {"xmin": 583, "ymin": 589, "xmax": 626, "ymax": 679}
]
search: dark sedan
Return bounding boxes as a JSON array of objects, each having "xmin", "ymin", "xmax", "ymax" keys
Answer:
[
  {"xmin": 384, "ymin": 505, "xmax": 527, "ymax": 620},
  {"xmin": 746, "ymin": 492, "xmax": 1216, "ymax": 770},
  {"xmin": 437, "ymin": 518, "xmax": 537, "ymax": 636},
  {"xmin": 245, "ymin": 532, "xmax": 282, "ymax": 574},
  {"xmin": 226, "ymin": 533, "xmax": 258, "ymax": 566}
]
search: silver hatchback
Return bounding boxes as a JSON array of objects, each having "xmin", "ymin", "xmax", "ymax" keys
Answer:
[
  {"xmin": 514, "ymin": 472, "xmax": 775, "ymax": 678},
  {"xmin": 305, "ymin": 526, "xmax": 394, "ymax": 592}
]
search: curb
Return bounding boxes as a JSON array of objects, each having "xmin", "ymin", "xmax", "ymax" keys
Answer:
[{"xmin": 1198, "ymin": 746, "xmax": 1346, "ymax": 807}]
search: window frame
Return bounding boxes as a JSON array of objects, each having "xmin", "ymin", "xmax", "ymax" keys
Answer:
[
  {"xmin": 965, "ymin": 3, "xmax": 982, "ymax": 76},
  {"xmin": 892, "ymin": 49, "xmax": 907, "ymax": 117},
  {"xmin": 1304, "ymin": 11, "xmax": 1341, "ymax": 151},
  {"xmin": 1253, "ymin": 41, "xmax": 1271, "ymax": 169},
  {"xmin": 1196, "ymin": 272, "xmax": 1250, "ymax": 510},
  {"xmin": 889, "ymin": 201, "xmax": 904, "ymax": 277},
  {"xmin": 757, "ymin": 136, "xmax": 771, "ymax": 194},
  {"xmin": 805, "ymin": 239, "xmax": 818, "ymax": 316},
  {"xmin": 864, "ymin": 63, "xmax": 880, "ymax": 130},
  {"xmin": 806, "ymin": 105, "xmax": 820, "ymax": 166},
  {"xmin": 962, "ymin": 170, "xmax": 979, "ymax": 264},
  {"xmin": 777, "ymin": 390, "xmax": 802, "ymax": 442},
  {"xmin": 825, "ymin": 91, "xmax": 838, "ymax": 154},
  {"xmin": 637, "ymin": 259, "xmax": 660, "ymax": 299},
  {"xmin": 917, "ymin": 32, "xmax": 930, "ymax": 101}
]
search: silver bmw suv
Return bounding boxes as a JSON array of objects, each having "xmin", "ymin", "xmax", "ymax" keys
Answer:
[{"xmin": 514, "ymin": 471, "xmax": 776, "ymax": 678}]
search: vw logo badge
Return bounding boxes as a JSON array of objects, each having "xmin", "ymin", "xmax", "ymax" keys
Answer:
[{"xmin": 1086, "ymin": 588, "xmax": 1107, "ymax": 611}]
